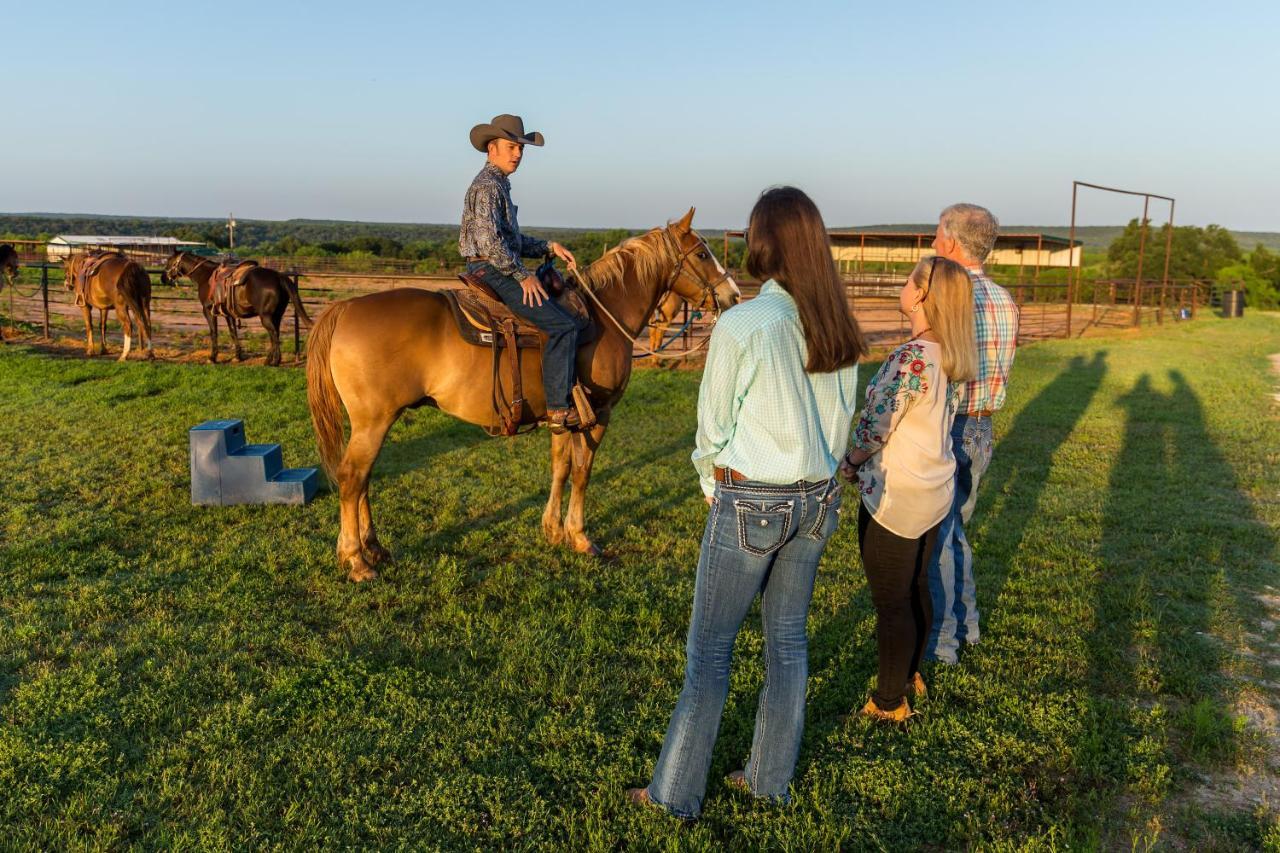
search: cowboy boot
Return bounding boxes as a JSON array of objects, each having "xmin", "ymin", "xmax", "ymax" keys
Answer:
[{"xmin": 547, "ymin": 408, "xmax": 581, "ymax": 434}]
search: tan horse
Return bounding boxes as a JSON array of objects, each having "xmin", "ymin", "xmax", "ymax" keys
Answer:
[
  {"xmin": 63, "ymin": 253, "xmax": 154, "ymax": 360},
  {"xmin": 307, "ymin": 209, "xmax": 740, "ymax": 581}
]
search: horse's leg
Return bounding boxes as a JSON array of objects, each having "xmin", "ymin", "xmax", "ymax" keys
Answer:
[
  {"xmin": 204, "ymin": 305, "xmax": 219, "ymax": 363},
  {"xmin": 564, "ymin": 422, "xmax": 608, "ymax": 557},
  {"xmin": 337, "ymin": 412, "xmax": 396, "ymax": 582},
  {"xmin": 82, "ymin": 304, "xmax": 94, "ymax": 354},
  {"xmin": 116, "ymin": 297, "xmax": 133, "ymax": 362},
  {"xmin": 261, "ymin": 311, "xmax": 281, "ymax": 367},
  {"xmin": 226, "ymin": 314, "xmax": 245, "ymax": 361},
  {"xmin": 541, "ymin": 430, "xmax": 573, "ymax": 545},
  {"xmin": 358, "ymin": 491, "xmax": 393, "ymax": 565},
  {"xmin": 98, "ymin": 307, "xmax": 109, "ymax": 355}
]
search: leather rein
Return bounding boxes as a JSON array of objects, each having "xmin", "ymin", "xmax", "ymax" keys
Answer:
[{"xmin": 572, "ymin": 226, "xmax": 730, "ymax": 361}]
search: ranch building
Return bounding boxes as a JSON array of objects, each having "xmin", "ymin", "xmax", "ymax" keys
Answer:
[{"xmin": 46, "ymin": 235, "xmax": 206, "ymax": 264}]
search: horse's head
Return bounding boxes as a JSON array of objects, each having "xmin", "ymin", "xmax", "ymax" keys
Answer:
[
  {"xmin": 160, "ymin": 251, "xmax": 186, "ymax": 286},
  {"xmin": 0, "ymin": 244, "xmax": 18, "ymax": 285},
  {"xmin": 61, "ymin": 255, "xmax": 80, "ymax": 290},
  {"xmin": 663, "ymin": 208, "xmax": 740, "ymax": 315}
]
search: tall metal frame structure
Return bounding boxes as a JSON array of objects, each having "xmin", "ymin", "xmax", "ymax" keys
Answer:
[{"xmin": 1067, "ymin": 181, "xmax": 1175, "ymax": 335}]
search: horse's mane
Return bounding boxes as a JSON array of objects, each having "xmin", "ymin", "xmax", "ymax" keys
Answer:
[{"xmin": 580, "ymin": 228, "xmax": 673, "ymax": 291}]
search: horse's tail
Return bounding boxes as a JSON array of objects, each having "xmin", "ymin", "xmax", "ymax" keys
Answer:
[
  {"xmin": 119, "ymin": 261, "xmax": 153, "ymax": 333},
  {"xmin": 283, "ymin": 273, "xmax": 314, "ymax": 329},
  {"xmin": 306, "ymin": 300, "xmax": 350, "ymax": 481}
]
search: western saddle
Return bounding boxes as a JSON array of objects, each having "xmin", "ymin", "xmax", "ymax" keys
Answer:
[
  {"xmin": 208, "ymin": 260, "xmax": 259, "ymax": 320},
  {"xmin": 71, "ymin": 250, "xmax": 124, "ymax": 307},
  {"xmin": 448, "ymin": 264, "xmax": 598, "ymax": 437}
]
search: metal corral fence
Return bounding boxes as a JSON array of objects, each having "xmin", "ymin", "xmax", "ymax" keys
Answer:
[{"xmin": 1, "ymin": 254, "xmax": 1217, "ymax": 363}]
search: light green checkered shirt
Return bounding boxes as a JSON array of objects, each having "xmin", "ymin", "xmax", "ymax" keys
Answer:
[{"xmin": 692, "ymin": 279, "xmax": 860, "ymax": 497}]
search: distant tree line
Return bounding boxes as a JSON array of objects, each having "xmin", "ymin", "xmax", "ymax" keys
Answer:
[{"xmin": 1106, "ymin": 219, "xmax": 1279, "ymax": 308}]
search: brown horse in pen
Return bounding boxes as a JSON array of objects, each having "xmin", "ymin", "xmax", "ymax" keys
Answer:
[
  {"xmin": 63, "ymin": 252, "xmax": 154, "ymax": 360},
  {"xmin": 161, "ymin": 251, "xmax": 313, "ymax": 365},
  {"xmin": 306, "ymin": 209, "xmax": 739, "ymax": 581},
  {"xmin": 0, "ymin": 244, "xmax": 17, "ymax": 289}
]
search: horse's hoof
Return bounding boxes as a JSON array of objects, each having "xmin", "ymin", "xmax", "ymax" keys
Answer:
[
  {"xmin": 363, "ymin": 544, "xmax": 394, "ymax": 566},
  {"xmin": 542, "ymin": 522, "xmax": 565, "ymax": 546},
  {"xmin": 347, "ymin": 563, "xmax": 379, "ymax": 583},
  {"xmin": 572, "ymin": 538, "xmax": 603, "ymax": 558}
]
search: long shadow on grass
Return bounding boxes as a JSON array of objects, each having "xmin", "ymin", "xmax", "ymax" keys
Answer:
[{"xmin": 1077, "ymin": 370, "xmax": 1276, "ymax": 836}]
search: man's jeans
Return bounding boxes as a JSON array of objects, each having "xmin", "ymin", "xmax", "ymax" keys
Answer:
[
  {"xmin": 925, "ymin": 414, "xmax": 994, "ymax": 664},
  {"xmin": 465, "ymin": 262, "xmax": 585, "ymax": 410},
  {"xmin": 647, "ymin": 477, "xmax": 842, "ymax": 819}
]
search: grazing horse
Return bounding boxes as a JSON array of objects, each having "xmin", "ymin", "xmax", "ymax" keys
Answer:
[
  {"xmin": 306, "ymin": 209, "xmax": 739, "ymax": 581},
  {"xmin": 63, "ymin": 252, "xmax": 154, "ymax": 361},
  {"xmin": 161, "ymin": 251, "xmax": 314, "ymax": 366}
]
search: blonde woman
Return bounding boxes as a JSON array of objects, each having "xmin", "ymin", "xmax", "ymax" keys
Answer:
[{"xmin": 838, "ymin": 256, "xmax": 977, "ymax": 721}]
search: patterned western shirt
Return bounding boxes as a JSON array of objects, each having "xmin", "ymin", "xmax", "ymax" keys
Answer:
[
  {"xmin": 459, "ymin": 162, "xmax": 549, "ymax": 280},
  {"xmin": 692, "ymin": 279, "xmax": 860, "ymax": 497},
  {"xmin": 953, "ymin": 267, "xmax": 1019, "ymax": 415}
]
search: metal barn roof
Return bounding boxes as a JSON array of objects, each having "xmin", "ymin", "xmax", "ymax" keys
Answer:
[{"xmin": 49, "ymin": 235, "xmax": 205, "ymax": 246}]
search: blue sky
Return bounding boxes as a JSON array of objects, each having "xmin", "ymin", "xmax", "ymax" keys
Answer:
[{"xmin": 4, "ymin": 1, "xmax": 1278, "ymax": 230}]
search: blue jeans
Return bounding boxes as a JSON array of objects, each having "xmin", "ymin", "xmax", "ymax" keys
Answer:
[
  {"xmin": 647, "ymin": 476, "xmax": 843, "ymax": 819},
  {"xmin": 926, "ymin": 414, "xmax": 994, "ymax": 664},
  {"xmin": 465, "ymin": 261, "xmax": 586, "ymax": 410}
]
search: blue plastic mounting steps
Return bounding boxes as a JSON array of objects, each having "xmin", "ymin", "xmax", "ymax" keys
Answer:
[{"xmin": 189, "ymin": 418, "xmax": 320, "ymax": 506}]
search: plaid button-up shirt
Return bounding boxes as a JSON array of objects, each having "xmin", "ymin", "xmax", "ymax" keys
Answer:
[
  {"xmin": 954, "ymin": 268, "xmax": 1018, "ymax": 415},
  {"xmin": 459, "ymin": 162, "xmax": 549, "ymax": 280}
]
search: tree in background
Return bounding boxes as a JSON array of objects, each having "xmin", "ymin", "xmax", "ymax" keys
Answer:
[{"xmin": 1106, "ymin": 219, "xmax": 1241, "ymax": 281}]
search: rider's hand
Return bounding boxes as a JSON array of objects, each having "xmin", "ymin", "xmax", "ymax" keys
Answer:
[
  {"xmin": 705, "ymin": 495, "xmax": 714, "ymax": 506},
  {"xmin": 520, "ymin": 275, "xmax": 548, "ymax": 307},
  {"xmin": 549, "ymin": 241, "xmax": 578, "ymax": 271}
]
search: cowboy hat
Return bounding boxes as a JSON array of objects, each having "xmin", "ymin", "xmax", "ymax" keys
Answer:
[{"xmin": 469, "ymin": 114, "xmax": 545, "ymax": 152}]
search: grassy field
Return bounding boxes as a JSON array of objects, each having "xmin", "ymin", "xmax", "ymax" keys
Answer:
[{"xmin": 1, "ymin": 315, "xmax": 1278, "ymax": 849}]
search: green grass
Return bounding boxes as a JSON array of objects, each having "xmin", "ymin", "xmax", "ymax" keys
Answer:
[{"xmin": 1, "ymin": 314, "xmax": 1278, "ymax": 849}]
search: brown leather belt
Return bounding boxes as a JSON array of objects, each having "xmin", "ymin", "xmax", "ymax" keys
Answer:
[
  {"xmin": 967, "ymin": 409, "xmax": 995, "ymax": 418},
  {"xmin": 467, "ymin": 255, "xmax": 489, "ymax": 262},
  {"xmin": 715, "ymin": 466, "xmax": 749, "ymax": 483}
]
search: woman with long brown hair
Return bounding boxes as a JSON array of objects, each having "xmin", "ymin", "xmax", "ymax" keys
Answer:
[
  {"xmin": 839, "ymin": 255, "xmax": 977, "ymax": 721},
  {"xmin": 628, "ymin": 186, "xmax": 866, "ymax": 819}
]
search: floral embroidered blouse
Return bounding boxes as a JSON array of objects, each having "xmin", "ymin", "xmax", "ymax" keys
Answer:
[{"xmin": 852, "ymin": 339, "xmax": 957, "ymax": 538}]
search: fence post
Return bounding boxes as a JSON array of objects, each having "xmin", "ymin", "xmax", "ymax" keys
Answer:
[
  {"xmin": 292, "ymin": 274, "xmax": 301, "ymax": 362},
  {"xmin": 41, "ymin": 265, "xmax": 50, "ymax": 338}
]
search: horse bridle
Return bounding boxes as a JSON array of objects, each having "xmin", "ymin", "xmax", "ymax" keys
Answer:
[
  {"xmin": 659, "ymin": 226, "xmax": 733, "ymax": 317},
  {"xmin": 165, "ymin": 252, "xmax": 209, "ymax": 286}
]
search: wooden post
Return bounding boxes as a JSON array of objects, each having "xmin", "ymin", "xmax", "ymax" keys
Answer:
[{"xmin": 41, "ymin": 265, "xmax": 50, "ymax": 338}]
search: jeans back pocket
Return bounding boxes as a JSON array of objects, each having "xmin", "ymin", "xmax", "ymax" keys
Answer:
[{"xmin": 734, "ymin": 499, "xmax": 794, "ymax": 556}]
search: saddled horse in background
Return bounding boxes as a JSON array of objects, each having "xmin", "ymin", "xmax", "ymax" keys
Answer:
[
  {"xmin": 63, "ymin": 252, "xmax": 154, "ymax": 360},
  {"xmin": 161, "ymin": 251, "xmax": 314, "ymax": 365},
  {"xmin": 306, "ymin": 208, "xmax": 739, "ymax": 581}
]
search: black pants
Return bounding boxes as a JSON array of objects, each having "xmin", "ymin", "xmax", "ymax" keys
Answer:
[{"xmin": 858, "ymin": 503, "xmax": 940, "ymax": 710}]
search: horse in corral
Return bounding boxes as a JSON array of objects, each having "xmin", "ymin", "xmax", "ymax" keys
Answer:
[
  {"xmin": 648, "ymin": 290, "xmax": 684, "ymax": 354},
  {"xmin": 0, "ymin": 244, "xmax": 18, "ymax": 290},
  {"xmin": 161, "ymin": 251, "xmax": 314, "ymax": 366},
  {"xmin": 306, "ymin": 208, "xmax": 740, "ymax": 581},
  {"xmin": 62, "ymin": 251, "xmax": 154, "ymax": 360}
]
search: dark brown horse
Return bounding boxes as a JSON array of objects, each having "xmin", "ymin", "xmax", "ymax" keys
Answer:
[
  {"xmin": 306, "ymin": 209, "xmax": 739, "ymax": 581},
  {"xmin": 63, "ymin": 252, "xmax": 154, "ymax": 360},
  {"xmin": 161, "ymin": 252, "xmax": 313, "ymax": 365},
  {"xmin": 0, "ymin": 244, "xmax": 17, "ymax": 288}
]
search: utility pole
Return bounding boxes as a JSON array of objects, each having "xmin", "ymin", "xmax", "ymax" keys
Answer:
[{"xmin": 227, "ymin": 213, "xmax": 237, "ymax": 251}]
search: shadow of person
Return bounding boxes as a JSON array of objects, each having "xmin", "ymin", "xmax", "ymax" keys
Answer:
[
  {"xmin": 966, "ymin": 350, "xmax": 1109, "ymax": 639},
  {"xmin": 1075, "ymin": 368, "xmax": 1277, "ymax": 823}
]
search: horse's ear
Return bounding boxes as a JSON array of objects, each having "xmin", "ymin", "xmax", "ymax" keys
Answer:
[{"xmin": 674, "ymin": 207, "xmax": 695, "ymax": 232}]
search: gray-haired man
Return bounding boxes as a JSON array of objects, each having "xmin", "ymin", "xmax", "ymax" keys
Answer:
[{"xmin": 926, "ymin": 204, "xmax": 1019, "ymax": 664}]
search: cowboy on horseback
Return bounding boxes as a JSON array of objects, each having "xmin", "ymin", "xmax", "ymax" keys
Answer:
[{"xmin": 460, "ymin": 114, "xmax": 587, "ymax": 432}]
